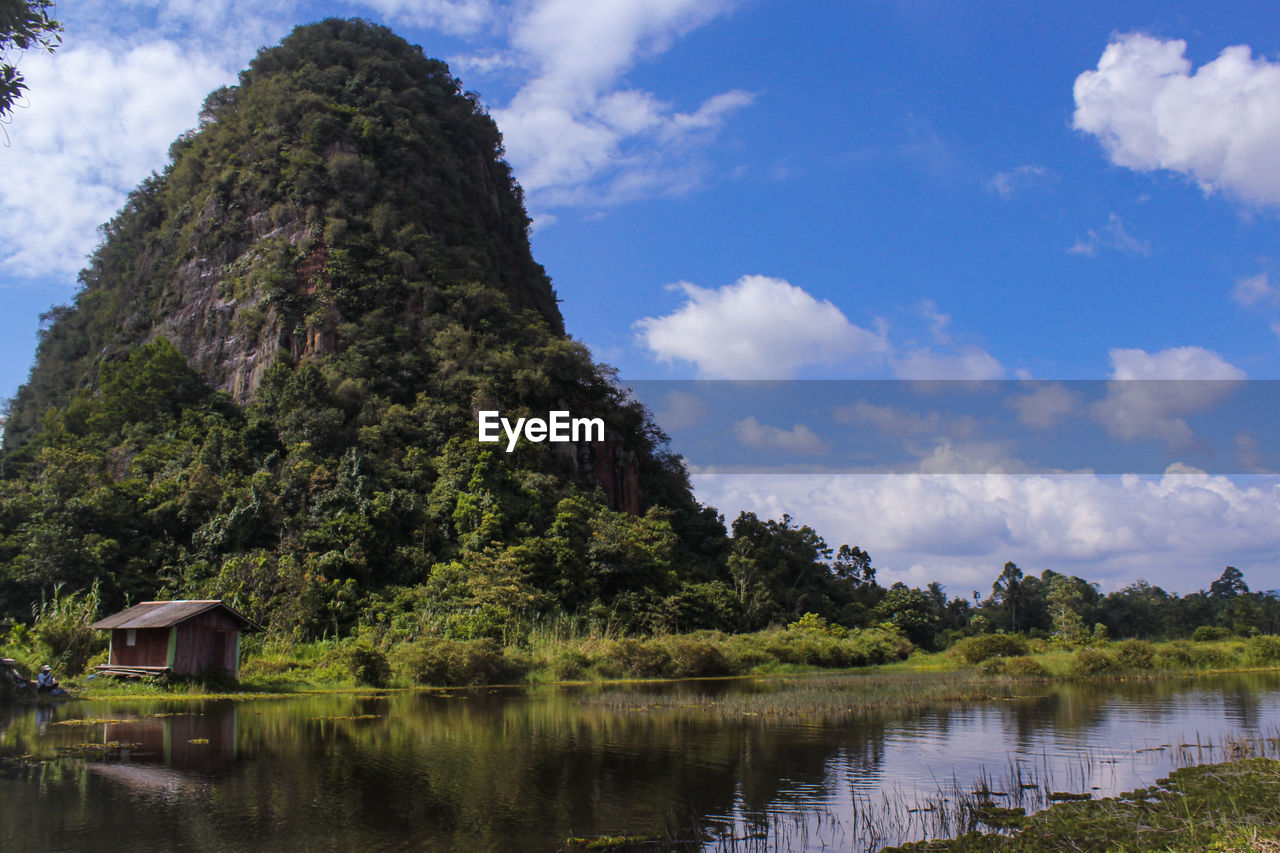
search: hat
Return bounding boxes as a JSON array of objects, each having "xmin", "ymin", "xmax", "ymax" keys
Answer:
[{"xmin": 41, "ymin": 665, "xmax": 51, "ymax": 671}]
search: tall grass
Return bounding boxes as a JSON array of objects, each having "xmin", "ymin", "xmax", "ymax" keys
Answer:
[{"xmin": 1, "ymin": 582, "xmax": 107, "ymax": 677}]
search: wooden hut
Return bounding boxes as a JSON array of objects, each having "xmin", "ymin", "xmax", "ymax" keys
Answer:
[{"xmin": 90, "ymin": 600, "xmax": 260, "ymax": 679}]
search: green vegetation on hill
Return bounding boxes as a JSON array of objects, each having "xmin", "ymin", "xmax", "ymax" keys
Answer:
[{"xmin": 0, "ymin": 20, "xmax": 872, "ymax": 646}]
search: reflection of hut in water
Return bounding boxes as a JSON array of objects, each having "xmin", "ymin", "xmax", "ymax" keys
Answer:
[
  {"xmin": 105, "ymin": 709, "xmax": 239, "ymax": 771},
  {"xmin": 89, "ymin": 706, "xmax": 241, "ymax": 794},
  {"xmin": 90, "ymin": 600, "xmax": 260, "ymax": 679}
]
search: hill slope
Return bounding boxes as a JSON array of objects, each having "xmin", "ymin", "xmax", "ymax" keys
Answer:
[{"xmin": 0, "ymin": 19, "xmax": 736, "ymax": 635}]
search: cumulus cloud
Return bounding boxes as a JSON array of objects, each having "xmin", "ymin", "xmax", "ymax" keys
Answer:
[
  {"xmin": 490, "ymin": 0, "xmax": 753, "ymax": 205},
  {"xmin": 1006, "ymin": 383, "xmax": 1081, "ymax": 429},
  {"xmin": 1074, "ymin": 33, "xmax": 1280, "ymax": 207},
  {"xmin": 634, "ymin": 275, "xmax": 888, "ymax": 378},
  {"xmin": 350, "ymin": 0, "xmax": 495, "ymax": 35},
  {"xmin": 651, "ymin": 389, "xmax": 709, "ymax": 429},
  {"xmin": 694, "ymin": 468, "xmax": 1280, "ymax": 592},
  {"xmin": 0, "ymin": 41, "xmax": 237, "ymax": 278},
  {"xmin": 1067, "ymin": 213, "xmax": 1151, "ymax": 258},
  {"xmin": 733, "ymin": 417, "xmax": 828, "ymax": 455},
  {"xmin": 987, "ymin": 165, "xmax": 1052, "ymax": 199},
  {"xmin": 892, "ymin": 346, "xmax": 1005, "ymax": 380},
  {"xmin": 1092, "ymin": 346, "xmax": 1245, "ymax": 446},
  {"xmin": 833, "ymin": 401, "xmax": 980, "ymax": 439},
  {"xmin": 1107, "ymin": 346, "xmax": 1244, "ymax": 381},
  {"xmin": 1232, "ymin": 272, "xmax": 1277, "ymax": 308},
  {"xmin": 883, "ymin": 301, "xmax": 1004, "ymax": 380}
]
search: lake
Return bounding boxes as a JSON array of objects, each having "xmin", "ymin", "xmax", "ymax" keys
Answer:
[{"xmin": 2, "ymin": 670, "xmax": 1279, "ymax": 851}]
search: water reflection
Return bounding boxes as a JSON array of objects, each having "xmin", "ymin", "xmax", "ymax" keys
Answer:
[{"xmin": 0, "ymin": 672, "xmax": 1277, "ymax": 852}]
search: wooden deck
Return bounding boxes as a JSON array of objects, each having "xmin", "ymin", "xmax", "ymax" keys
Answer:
[{"xmin": 94, "ymin": 664, "xmax": 171, "ymax": 679}]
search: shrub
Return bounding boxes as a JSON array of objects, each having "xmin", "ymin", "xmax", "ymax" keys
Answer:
[
  {"xmin": 846, "ymin": 627, "xmax": 913, "ymax": 665},
  {"xmin": 389, "ymin": 638, "xmax": 527, "ymax": 686},
  {"xmin": 767, "ymin": 629, "xmax": 848, "ymax": 667},
  {"xmin": 1243, "ymin": 634, "xmax": 1280, "ymax": 666},
  {"xmin": 607, "ymin": 638, "xmax": 673, "ymax": 679},
  {"xmin": 721, "ymin": 634, "xmax": 773, "ymax": 671},
  {"xmin": 550, "ymin": 647, "xmax": 591, "ymax": 681},
  {"xmin": 1114, "ymin": 639, "xmax": 1155, "ymax": 670},
  {"xmin": 950, "ymin": 634, "xmax": 1029, "ymax": 665},
  {"xmin": 333, "ymin": 637, "xmax": 390, "ymax": 687},
  {"xmin": 982, "ymin": 655, "xmax": 1047, "ymax": 677},
  {"xmin": 1071, "ymin": 648, "xmax": 1117, "ymax": 675},
  {"xmin": 1156, "ymin": 641, "xmax": 1196, "ymax": 668},
  {"xmin": 660, "ymin": 635, "xmax": 732, "ymax": 678},
  {"xmin": 1192, "ymin": 626, "xmax": 1231, "ymax": 642},
  {"xmin": 788, "ymin": 612, "xmax": 848, "ymax": 638},
  {"xmin": 1189, "ymin": 644, "xmax": 1235, "ymax": 669}
]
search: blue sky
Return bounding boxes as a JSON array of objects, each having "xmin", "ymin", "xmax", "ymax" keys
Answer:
[{"xmin": 3, "ymin": 0, "xmax": 1279, "ymax": 593}]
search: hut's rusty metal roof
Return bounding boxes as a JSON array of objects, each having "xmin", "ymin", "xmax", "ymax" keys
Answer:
[{"xmin": 90, "ymin": 601, "xmax": 261, "ymax": 632}]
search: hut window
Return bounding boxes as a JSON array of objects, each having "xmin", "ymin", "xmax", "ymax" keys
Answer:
[{"xmin": 126, "ymin": 629, "xmax": 136, "ymax": 646}]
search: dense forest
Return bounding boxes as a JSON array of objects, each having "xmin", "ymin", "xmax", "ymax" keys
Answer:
[{"xmin": 1, "ymin": 20, "xmax": 1276, "ymax": 668}]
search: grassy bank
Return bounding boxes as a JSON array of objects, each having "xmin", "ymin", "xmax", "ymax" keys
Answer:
[
  {"xmin": 7, "ymin": 608, "xmax": 1279, "ymax": 697},
  {"xmin": 233, "ymin": 617, "xmax": 914, "ymax": 691},
  {"xmin": 222, "ymin": 627, "xmax": 1279, "ymax": 693}
]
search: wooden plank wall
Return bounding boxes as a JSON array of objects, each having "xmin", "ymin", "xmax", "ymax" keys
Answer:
[
  {"xmin": 110, "ymin": 628, "xmax": 170, "ymax": 667},
  {"xmin": 172, "ymin": 610, "xmax": 241, "ymax": 676}
]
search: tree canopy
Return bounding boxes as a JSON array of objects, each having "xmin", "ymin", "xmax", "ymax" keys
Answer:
[{"xmin": 0, "ymin": 0, "xmax": 60, "ymax": 120}]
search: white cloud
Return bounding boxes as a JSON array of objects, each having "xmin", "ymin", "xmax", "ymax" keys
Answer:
[
  {"xmin": 652, "ymin": 389, "xmax": 709, "ymax": 430},
  {"xmin": 694, "ymin": 468, "xmax": 1280, "ymax": 593},
  {"xmin": 918, "ymin": 299, "xmax": 953, "ymax": 345},
  {"xmin": 1272, "ymin": 319, "xmax": 1280, "ymax": 343},
  {"xmin": 1074, "ymin": 33, "xmax": 1280, "ymax": 207},
  {"xmin": 833, "ymin": 401, "xmax": 980, "ymax": 439},
  {"xmin": 490, "ymin": 0, "xmax": 753, "ymax": 205},
  {"xmin": 1107, "ymin": 346, "xmax": 1244, "ymax": 381},
  {"xmin": 634, "ymin": 275, "xmax": 888, "ymax": 378},
  {"xmin": 0, "ymin": 41, "xmax": 237, "ymax": 278},
  {"xmin": 1092, "ymin": 346, "xmax": 1245, "ymax": 446},
  {"xmin": 892, "ymin": 346, "xmax": 1005, "ymax": 380},
  {"xmin": 733, "ymin": 417, "xmax": 827, "ymax": 455},
  {"xmin": 987, "ymin": 165, "xmax": 1051, "ymax": 199},
  {"xmin": 1006, "ymin": 383, "xmax": 1081, "ymax": 429},
  {"xmin": 350, "ymin": 0, "xmax": 496, "ymax": 35},
  {"xmin": 1232, "ymin": 272, "xmax": 1277, "ymax": 308},
  {"xmin": 1067, "ymin": 213, "xmax": 1151, "ymax": 258},
  {"xmin": 885, "ymin": 300, "xmax": 1004, "ymax": 379}
]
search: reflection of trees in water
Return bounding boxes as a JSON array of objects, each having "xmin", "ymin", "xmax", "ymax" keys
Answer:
[
  {"xmin": 3, "ymin": 673, "xmax": 1280, "ymax": 851},
  {"xmin": 215, "ymin": 690, "xmax": 904, "ymax": 848}
]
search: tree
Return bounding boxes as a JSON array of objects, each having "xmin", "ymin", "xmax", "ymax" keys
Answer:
[
  {"xmin": 873, "ymin": 582, "xmax": 937, "ymax": 648},
  {"xmin": 991, "ymin": 561, "xmax": 1025, "ymax": 632},
  {"xmin": 1208, "ymin": 566, "xmax": 1249, "ymax": 600},
  {"xmin": 1, "ymin": 0, "xmax": 62, "ymax": 120},
  {"xmin": 1046, "ymin": 573, "xmax": 1087, "ymax": 644}
]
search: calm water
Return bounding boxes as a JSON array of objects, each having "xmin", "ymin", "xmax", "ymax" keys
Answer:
[{"xmin": 2, "ymin": 671, "xmax": 1279, "ymax": 852}]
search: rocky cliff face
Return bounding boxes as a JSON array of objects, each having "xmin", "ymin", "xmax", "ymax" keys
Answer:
[
  {"xmin": 8, "ymin": 19, "xmax": 561, "ymax": 430},
  {"xmin": 4, "ymin": 19, "xmax": 671, "ymax": 517}
]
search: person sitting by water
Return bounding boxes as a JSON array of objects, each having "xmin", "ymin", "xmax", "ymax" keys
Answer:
[{"xmin": 36, "ymin": 665, "xmax": 58, "ymax": 690}]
